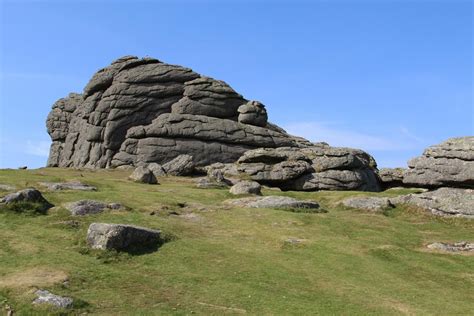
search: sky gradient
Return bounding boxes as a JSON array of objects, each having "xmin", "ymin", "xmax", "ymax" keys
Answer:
[{"xmin": 0, "ymin": 0, "xmax": 472, "ymax": 169}]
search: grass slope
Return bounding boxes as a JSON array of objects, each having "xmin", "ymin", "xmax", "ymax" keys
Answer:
[{"xmin": 0, "ymin": 168, "xmax": 472, "ymax": 315}]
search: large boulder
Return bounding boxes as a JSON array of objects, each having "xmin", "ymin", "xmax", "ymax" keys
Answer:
[
  {"xmin": 162, "ymin": 154, "xmax": 195, "ymax": 176},
  {"xmin": 236, "ymin": 145, "xmax": 380, "ymax": 191},
  {"xmin": 87, "ymin": 223, "xmax": 162, "ymax": 251},
  {"xmin": 391, "ymin": 187, "xmax": 473, "ymax": 218},
  {"xmin": 46, "ymin": 55, "xmax": 309, "ymax": 169},
  {"xmin": 378, "ymin": 168, "xmax": 405, "ymax": 189},
  {"xmin": 403, "ymin": 137, "xmax": 474, "ymax": 188}
]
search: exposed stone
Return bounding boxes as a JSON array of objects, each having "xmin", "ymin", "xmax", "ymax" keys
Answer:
[
  {"xmin": 66, "ymin": 200, "xmax": 107, "ymax": 216},
  {"xmin": 238, "ymin": 101, "xmax": 268, "ymax": 127},
  {"xmin": 46, "ymin": 56, "xmax": 308, "ymax": 169},
  {"xmin": 427, "ymin": 241, "xmax": 474, "ymax": 252},
  {"xmin": 0, "ymin": 188, "xmax": 53, "ymax": 211},
  {"xmin": 204, "ymin": 162, "xmax": 240, "ymax": 178},
  {"xmin": 226, "ymin": 196, "xmax": 320, "ymax": 210},
  {"xmin": 129, "ymin": 166, "xmax": 158, "ymax": 184},
  {"xmin": 378, "ymin": 168, "xmax": 405, "ymax": 189},
  {"xmin": 390, "ymin": 188, "xmax": 474, "ymax": 218},
  {"xmin": 147, "ymin": 162, "xmax": 166, "ymax": 177},
  {"xmin": 229, "ymin": 181, "xmax": 262, "ymax": 195},
  {"xmin": 86, "ymin": 223, "xmax": 162, "ymax": 251},
  {"xmin": 342, "ymin": 196, "xmax": 394, "ymax": 212},
  {"xmin": 403, "ymin": 137, "xmax": 474, "ymax": 188},
  {"xmin": 162, "ymin": 154, "xmax": 195, "ymax": 176},
  {"xmin": 33, "ymin": 290, "xmax": 73, "ymax": 308},
  {"xmin": 39, "ymin": 181, "xmax": 97, "ymax": 191}
]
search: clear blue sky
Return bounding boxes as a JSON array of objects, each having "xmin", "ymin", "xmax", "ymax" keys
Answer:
[{"xmin": 0, "ymin": 0, "xmax": 472, "ymax": 169}]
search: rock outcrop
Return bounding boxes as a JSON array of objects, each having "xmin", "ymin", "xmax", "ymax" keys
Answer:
[
  {"xmin": 403, "ymin": 137, "xmax": 474, "ymax": 188},
  {"xmin": 378, "ymin": 168, "xmax": 405, "ymax": 189},
  {"xmin": 226, "ymin": 196, "xmax": 320, "ymax": 210},
  {"xmin": 234, "ymin": 144, "xmax": 380, "ymax": 191},
  {"xmin": 46, "ymin": 55, "xmax": 308, "ymax": 169}
]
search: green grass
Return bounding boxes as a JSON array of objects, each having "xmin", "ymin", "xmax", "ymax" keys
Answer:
[{"xmin": 0, "ymin": 168, "xmax": 472, "ymax": 315}]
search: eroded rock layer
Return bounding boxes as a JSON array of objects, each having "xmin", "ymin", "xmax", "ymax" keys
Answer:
[
  {"xmin": 46, "ymin": 56, "xmax": 308, "ymax": 168},
  {"xmin": 403, "ymin": 137, "xmax": 474, "ymax": 188}
]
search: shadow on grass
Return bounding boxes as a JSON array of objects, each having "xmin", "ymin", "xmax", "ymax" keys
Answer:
[{"xmin": 0, "ymin": 201, "xmax": 52, "ymax": 216}]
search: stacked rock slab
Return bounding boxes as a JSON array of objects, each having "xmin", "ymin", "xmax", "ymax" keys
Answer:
[
  {"xmin": 403, "ymin": 137, "xmax": 473, "ymax": 188},
  {"xmin": 46, "ymin": 55, "xmax": 308, "ymax": 168},
  {"xmin": 235, "ymin": 143, "xmax": 380, "ymax": 191}
]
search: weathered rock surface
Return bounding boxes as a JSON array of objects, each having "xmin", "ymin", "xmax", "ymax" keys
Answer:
[
  {"xmin": 378, "ymin": 168, "xmax": 405, "ymax": 189},
  {"xmin": 403, "ymin": 137, "xmax": 474, "ymax": 188},
  {"xmin": 162, "ymin": 154, "xmax": 195, "ymax": 176},
  {"xmin": 391, "ymin": 188, "xmax": 474, "ymax": 218},
  {"xmin": 226, "ymin": 196, "xmax": 320, "ymax": 210},
  {"xmin": 427, "ymin": 242, "xmax": 474, "ymax": 253},
  {"xmin": 46, "ymin": 56, "xmax": 307, "ymax": 169},
  {"xmin": 87, "ymin": 223, "xmax": 162, "ymax": 251},
  {"xmin": 342, "ymin": 196, "xmax": 394, "ymax": 212},
  {"xmin": 0, "ymin": 189, "xmax": 53, "ymax": 211},
  {"xmin": 229, "ymin": 181, "xmax": 262, "ymax": 195},
  {"xmin": 147, "ymin": 162, "xmax": 166, "ymax": 177},
  {"xmin": 129, "ymin": 166, "xmax": 158, "ymax": 184},
  {"xmin": 235, "ymin": 145, "xmax": 380, "ymax": 191},
  {"xmin": 33, "ymin": 290, "xmax": 73, "ymax": 308},
  {"xmin": 66, "ymin": 200, "xmax": 108, "ymax": 216},
  {"xmin": 195, "ymin": 177, "xmax": 228, "ymax": 189},
  {"xmin": 39, "ymin": 181, "xmax": 97, "ymax": 191}
]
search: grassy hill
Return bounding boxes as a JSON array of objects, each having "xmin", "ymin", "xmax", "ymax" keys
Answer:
[{"xmin": 0, "ymin": 168, "xmax": 472, "ymax": 315}]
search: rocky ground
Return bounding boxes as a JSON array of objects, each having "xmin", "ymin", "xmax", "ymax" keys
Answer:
[{"xmin": 0, "ymin": 168, "xmax": 472, "ymax": 315}]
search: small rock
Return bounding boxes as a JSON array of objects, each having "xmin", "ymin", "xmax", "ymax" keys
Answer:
[
  {"xmin": 229, "ymin": 181, "xmax": 262, "ymax": 195},
  {"xmin": 66, "ymin": 200, "xmax": 107, "ymax": 216},
  {"xmin": 87, "ymin": 223, "xmax": 162, "ymax": 251},
  {"xmin": 285, "ymin": 238, "xmax": 305, "ymax": 244},
  {"xmin": 107, "ymin": 203, "xmax": 123, "ymax": 210},
  {"xmin": 226, "ymin": 196, "xmax": 320, "ymax": 210},
  {"xmin": 129, "ymin": 166, "xmax": 158, "ymax": 184},
  {"xmin": 33, "ymin": 290, "xmax": 73, "ymax": 308},
  {"xmin": 39, "ymin": 181, "xmax": 97, "ymax": 191},
  {"xmin": 147, "ymin": 163, "xmax": 167, "ymax": 177},
  {"xmin": 427, "ymin": 241, "xmax": 474, "ymax": 252},
  {"xmin": 162, "ymin": 154, "xmax": 195, "ymax": 176},
  {"xmin": 0, "ymin": 188, "xmax": 53, "ymax": 212},
  {"xmin": 341, "ymin": 196, "xmax": 394, "ymax": 212}
]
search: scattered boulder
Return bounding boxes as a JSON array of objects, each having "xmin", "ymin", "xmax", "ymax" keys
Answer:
[
  {"xmin": 147, "ymin": 162, "xmax": 166, "ymax": 177},
  {"xmin": 427, "ymin": 242, "xmax": 474, "ymax": 253},
  {"xmin": 229, "ymin": 181, "xmax": 262, "ymax": 195},
  {"xmin": 129, "ymin": 166, "xmax": 158, "ymax": 184},
  {"xmin": 378, "ymin": 168, "xmax": 405, "ymax": 189},
  {"xmin": 342, "ymin": 196, "xmax": 394, "ymax": 212},
  {"xmin": 226, "ymin": 196, "xmax": 320, "ymax": 210},
  {"xmin": 33, "ymin": 290, "xmax": 73, "ymax": 308},
  {"xmin": 204, "ymin": 162, "xmax": 240, "ymax": 178},
  {"xmin": 162, "ymin": 154, "xmax": 195, "ymax": 176},
  {"xmin": 0, "ymin": 189, "xmax": 53, "ymax": 212},
  {"xmin": 403, "ymin": 137, "xmax": 474, "ymax": 188},
  {"xmin": 390, "ymin": 187, "xmax": 473, "ymax": 218},
  {"xmin": 87, "ymin": 223, "xmax": 162, "ymax": 251},
  {"xmin": 66, "ymin": 200, "xmax": 108, "ymax": 216},
  {"xmin": 0, "ymin": 184, "xmax": 15, "ymax": 191},
  {"xmin": 39, "ymin": 181, "xmax": 97, "ymax": 191}
]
